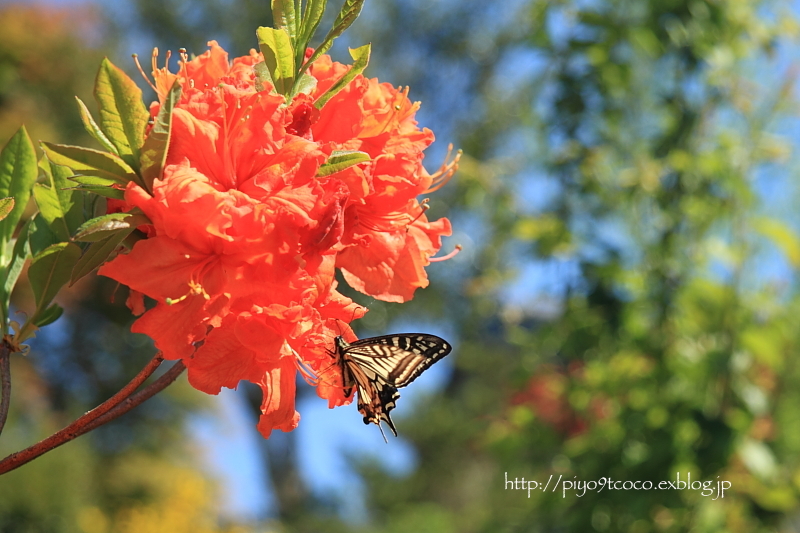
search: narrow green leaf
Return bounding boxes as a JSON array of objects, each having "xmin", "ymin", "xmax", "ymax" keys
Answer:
[
  {"xmin": 272, "ymin": 0, "xmax": 297, "ymax": 42},
  {"xmin": 34, "ymin": 303, "xmax": 63, "ymax": 328},
  {"xmin": 41, "ymin": 142, "xmax": 138, "ymax": 186},
  {"xmin": 297, "ymin": 0, "xmax": 326, "ymax": 66},
  {"xmin": 257, "ymin": 26, "xmax": 296, "ymax": 96},
  {"xmin": 317, "ymin": 150, "xmax": 371, "ymax": 177},
  {"xmin": 68, "ymin": 184, "xmax": 126, "ymax": 200},
  {"xmin": 73, "ymin": 212, "xmax": 149, "ymax": 242},
  {"xmin": 94, "ymin": 58, "xmax": 150, "ymax": 172},
  {"xmin": 66, "ymin": 175, "xmax": 125, "ymax": 199},
  {"xmin": 140, "ymin": 80, "xmax": 181, "ymax": 192},
  {"xmin": 314, "ymin": 44, "xmax": 371, "ymax": 109},
  {"xmin": 4, "ymin": 219, "xmax": 30, "ymax": 296},
  {"xmin": 0, "ymin": 126, "xmax": 37, "ymax": 256},
  {"xmin": 28, "ymin": 242, "xmax": 81, "ymax": 316},
  {"xmin": 75, "ymin": 96, "xmax": 119, "ymax": 155},
  {"xmin": 333, "ymin": 0, "xmax": 366, "ymax": 30},
  {"xmin": 68, "ymin": 175, "xmax": 120, "ymax": 188},
  {"xmin": 1, "ymin": 219, "xmax": 31, "ymax": 328},
  {"xmin": 298, "ymin": 0, "xmax": 366, "ymax": 78},
  {"xmin": 0, "ymin": 198, "xmax": 13, "ymax": 222},
  {"xmin": 71, "ymin": 229, "xmax": 133, "ymax": 284}
]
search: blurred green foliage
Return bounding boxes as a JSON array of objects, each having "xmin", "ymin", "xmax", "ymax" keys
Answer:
[
  {"xmin": 341, "ymin": 0, "xmax": 800, "ymax": 532},
  {"xmin": 3, "ymin": 0, "xmax": 800, "ymax": 532}
]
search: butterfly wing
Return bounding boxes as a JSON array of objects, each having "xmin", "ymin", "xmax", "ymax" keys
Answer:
[
  {"xmin": 337, "ymin": 334, "xmax": 452, "ymax": 438},
  {"xmin": 349, "ymin": 362, "xmax": 400, "ymax": 437}
]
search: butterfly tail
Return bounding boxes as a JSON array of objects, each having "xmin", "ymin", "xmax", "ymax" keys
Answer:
[{"xmin": 377, "ymin": 423, "xmax": 389, "ymax": 443}]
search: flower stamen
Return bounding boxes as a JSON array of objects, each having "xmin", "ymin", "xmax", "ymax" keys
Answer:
[
  {"xmin": 429, "ymin": 244, "xmax": 463, "ymax": 262},
  {"xmin": 357, "ymin": 209, "xmax": 417, "ymax": 232},
  {"xmin": 424, "ymin": 144, "xmax": 461, "ymax": 194},
  {"xmin": 178, "ymin": 48, "xmax": 189, "ymax": 80},
  {"xmin": 405, "ymin": 198, "xmax": 430, "ymax": 232},
  {"xmin": 132, "ymin": 52, "xmax": 158, "ymax": 93},
  {"xmin": 165, "ymin": 280, "xmax": 211, "ymax": 305},
  {"xmin": 291, "ymin": 344, "xmax": 320, "ymax": 386}
]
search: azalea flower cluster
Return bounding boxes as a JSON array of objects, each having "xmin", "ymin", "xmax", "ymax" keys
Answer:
[{"xmin": 98, "ymin": 42, "xmax": 455, "ymax": 437}]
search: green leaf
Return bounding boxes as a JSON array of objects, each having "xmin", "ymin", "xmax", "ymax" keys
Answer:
[
  {"xmin": 0, "ymin": 218, "xmax": 30, "ymax": 329},
  {"xmin": 29, "ymin": 213, "xmax": 60, "ymax": 257},
  {"xmin": 75, "ymin": 96, "xmax": 119, "ymax": 155},
  {"xmin": 33, "ymin": 157, "xmax": 84, "ymax": 242},
  {"xmin": 48, "ymin": 160, "xmax": 85, "ymax": 235},
  {"xmin": 512, "ymin": 215, "xmax": 572, "ymax": 255},
  {"xmin": 299, "ymin": 0, "xmax": 366, "ymax": 79},
  {"xmin": 271, "ymin": 0, "xmax": 298, "ymax": 42},
  {"xmin": 741, "ymin": 325, "xmax": 784, "ymax": 369},
  {"xmin": 3, "ymin": 218, "xmax": 30, "ymax": 297},
  {"xmin": 41, "ymin": 142, "xmax": 138, "ymax": 186},
  {"xmin": 333, "ymin": 0, "xmax": 366, "ymax": 30},
  {"xmin": 292, "ymin": 72, "xmax": 318, "ymax": 97},
  {"xmin": 317, "ymin": 150, "xmax": 371, "ymax": 177},
  {"xmin": 297, "ymin": 0, "xmax": 326, "ymax": 66},
  {"xmin": 314, "ymin": 44, "xmax": 371, "ymax": 109},
  {"xmin": 94, "ymin": 58, "xmax": 150, "ymax": 173},
  {"xmin": 254, "ymin": 62, "xmax": 272, "ymax": 93},
  {"xmin": 66, "ymin": 175, "xmax": 125, "ymax": 199},
  {"xmin": 71, "ymin": 229, "xmax": 133, "ymax": 285},
  {"xmin": 28, "ymin": 242, "xmax": 81, "ymax": 318},
  {"xmin": 33, "ymin": 184, "xmax": 70, "ymax": 242},
  {"xmin": 257, "ymin": 26, "xmax": 296, "ymax": 96},
  {"xmin": 140, "ymin": 80, "xmax": 181, "ymax": 192},
  {"xmin": 0, "ymin": 198, "xmax": 13, "ymax": 222},
  {"xmin": 0, "ymin": 126, "xmax": 37, "ymax": 259},
  {"xmin": 34, "ymin": 303, "xmax": 63, "ymax": 328},
  {"xmin": 73, "ymin": 212, "xmax": 149, "ymax": 242},
  {"xmin": 69, "ymin": 184, "xmax": 126, "ymax": 200},
  {"xmin": 68, "ymin": 175, "xmax": 120, "ymax": 188},
  {"xmin": 753, "ymin": 217, "xmax": 800, "ymax": 267}
]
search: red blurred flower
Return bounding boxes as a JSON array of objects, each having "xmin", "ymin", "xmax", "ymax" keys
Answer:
[
  {"xmin": 513, "ymin": 366, "xmax": 590, "ymax": 437},
  {"xmin": 99, "ymin": 42, "xmax": 455, "ymax": 437}
]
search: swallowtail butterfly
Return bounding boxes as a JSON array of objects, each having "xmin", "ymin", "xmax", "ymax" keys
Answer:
[{"xmin": 334, "ymin": 333, "xmax": 452, "ymax": 441}]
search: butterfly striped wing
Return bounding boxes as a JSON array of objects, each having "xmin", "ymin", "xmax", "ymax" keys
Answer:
[{"xmin": 335, "ymin": 334, "xmax": 452, "ymax": 439}]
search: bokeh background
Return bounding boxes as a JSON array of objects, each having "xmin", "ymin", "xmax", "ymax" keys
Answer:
[{"xmin": 2, "ymin": 0, "xmax": 800, "ymax": 531}]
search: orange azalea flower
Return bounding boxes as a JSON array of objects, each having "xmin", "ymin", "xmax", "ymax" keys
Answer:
[
  {"xmin": 308, "ymin": 56, "xmax": 454, "ymax": 302},
  {"xmin": 99, "ymin": 41, "xmax": 454, "ymax": 438}
]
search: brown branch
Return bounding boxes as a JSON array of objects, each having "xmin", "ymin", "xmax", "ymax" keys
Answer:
[
  {"xmin": 75, "ymin": 360, "xmax": 186, "ymax": 437},
  {"xmin": 0, "ymin": 341, "xmax": 10, "ymax": 437},
  {"xmin": 82, "ymin": 352, "xmax": 165, "ymax": 423},
  {"xmin": 0, "ymin": 356, "xmax": 185, "ymax": 476}
]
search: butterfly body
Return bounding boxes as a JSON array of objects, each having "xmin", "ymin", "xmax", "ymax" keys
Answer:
[{"xmin": 334, "ymin": 333, "xmax": 452, "ymax": 440}]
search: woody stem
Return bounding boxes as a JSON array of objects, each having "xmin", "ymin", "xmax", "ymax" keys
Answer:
[
  {"xmin": 0, "ymin": 354, "xmax": 185, "ymax": 476},
  {"xmin": 0, "ymin": 341, "xmax": 10, "ymax": 437}
]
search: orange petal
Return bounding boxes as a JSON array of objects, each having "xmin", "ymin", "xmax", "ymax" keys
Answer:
[{"xmin": 256, "ymin": 356, "xmax": 300, "ymax": 438}]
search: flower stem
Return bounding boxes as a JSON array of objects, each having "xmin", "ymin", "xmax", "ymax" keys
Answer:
[
  {"xmin": 0, "ymin": 355, "xmax": 185, "ymax": 476},
  {"xmin": 0, "ymin": 341, "xmax": 10, "ymax": 438},
  {"xmin": 75, "ymin": 360, "xmax": 186, "ymax": 437}
]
